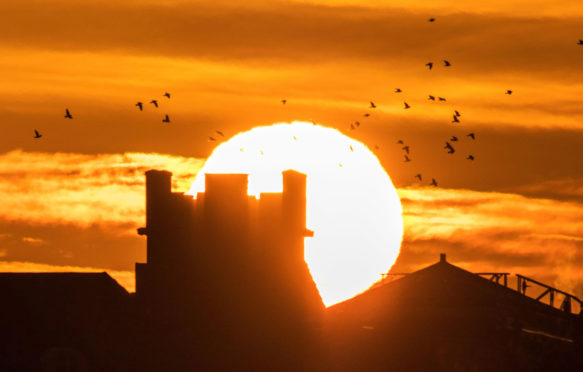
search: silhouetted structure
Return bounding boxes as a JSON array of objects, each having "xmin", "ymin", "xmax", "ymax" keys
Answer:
[
  {"xmin": 135, "ymin": 170, "xmax": 324, "ymax": 370},
  {"xmin": 0, "ymin": 171, "xmax": 581, "ymax": 371}
]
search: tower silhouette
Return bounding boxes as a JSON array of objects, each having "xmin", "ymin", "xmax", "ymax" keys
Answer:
[{"xmin": 135, "ymin": 170, "xmax": 324, "ymax": 370}]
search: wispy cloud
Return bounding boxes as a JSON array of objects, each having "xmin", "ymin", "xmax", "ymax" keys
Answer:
[
  {"xmin": 0, "ymin": 150, "xmax": 202, "ymax": 227},
  {"xmin": 394, "ymin": 187, "xmax": 583, "ymax": 296}
]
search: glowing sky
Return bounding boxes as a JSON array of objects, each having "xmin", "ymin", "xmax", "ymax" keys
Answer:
[{"xmin": 1, "ymin": 0, "xmax": 583, "ymax": 302}]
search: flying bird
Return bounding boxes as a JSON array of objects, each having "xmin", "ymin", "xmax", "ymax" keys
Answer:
[
  {"xmin": 402, "ymin": 145, "xmax": 410, "ymax": 154},
  {"xmin": 438, "ymin": 97, "xmax": 447, "ymax": 102},
  {"xmin": 163, "ymin": 92, "xmax": 171, "ymax": 99},
  {"xmin": 395, "ymin": 88, "xmax": 402, "ymax": 93},
  {"xmin": 454, "ymin": 110, "xmax": 461, "ymax": 117},
  {"xmin": 215, "ymin": 130, "xmax": 224, "ymax": 137},
  {"xmin": 505, "ymin": 90, "xmax": 513, "ymax": 95},
  {"xmin": 404, "ymin": 102, "xmax": 411, "ymax": 109},
  {"xmin": 429, "ymin": 18, "xmax": 435, "ymax": 22},
  {"xmin": 364, "ymin": 113, "xmax": 370, "ymax": 117},
  {"xmin": 450, "ymin": 136, "xmax": 458, "ymax": 141},
  {"xmin": 355, "ymin": 121, "xmax": 360, "ymax": 127},
  {"xmin": 443, "ymin": 60, "xmax": 451, "ymax": 67},
  {"xmin": 208, "ymin": 137, "xmax": 216, "ymax": 142},
  {"xmin": 396, "ymin": 140, "xmax": 404, "ymax": 145},
  {"xmin": 426, "ymin": 62, "xmax": 433, "ymax": 70},
  {"xmin": 162, "ymin": 114, "xmax": 170, "ymax": 123},
  {"xmin": 452, "ymin": 115, "xmax": 460, "ymax": 123},
  {"xmin": 34, "ymin": 129, "xmax": 42, "ymax": 139},
  {"xmin": 281, "ymin": 99, "xmax": 287, "ymax": 105},
  {"xmin": 370, "ymin": 101, "xmax": 376, "ymax": 109},
  {"xmin": 444, "ymin": 142, "xmax": 455, "ymax": 154},
  {"xmin": 431, "ymin": 178, "xmax": 438, "ymax": 187},
  {"xmin": 467, "ymin": 155, "xmax": 475, "ymax": 160},
  {"xmin": 467, "ymin": 132, "xmax": 475, "ymax": 140},
  {"xmin": 350, "ymin": 123, "xmax": 355, "ymax": 130},
  {"xmin": 404, "ymin": 155, "xmax": 411, "ymax": 162},
  {"xmin": 415, "ymin": 174, "xmax": 422, "ymax": 181},
  {"xmin": 136, "ymin": 102, "xmax": 143, "ymax": 111},
  {"xmin": 374, "ymin": 145, "xmax": 380, "ymax": 150},
  {"xmin": 428, "ymin": 95, "xmax": 435, "ymax": 101},
  {"xmin": 150, "ymin": 100, "xmax": 158, "ymax": 107},
  {"xmin": 64, "ymin": 109, "xmax": 72, "ymax": 119},
  {"xmin": 578, "ymin": 40, "xmax": 583, "ymax": 45}
]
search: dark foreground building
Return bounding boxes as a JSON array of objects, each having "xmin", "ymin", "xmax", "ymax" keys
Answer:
[{"xmin": 0, "ymin": 170, "xmax": 581, "ymax": 371}]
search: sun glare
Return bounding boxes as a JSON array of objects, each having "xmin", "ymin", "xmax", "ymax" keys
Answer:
[{"xmin": 188, "ymin": 121, "xmax": 403, "ymax": 306}]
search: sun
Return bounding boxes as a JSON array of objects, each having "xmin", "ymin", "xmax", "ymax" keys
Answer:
[{"xmin": 188, "ymin": 121, "xmax": 403, "ymax": 306}]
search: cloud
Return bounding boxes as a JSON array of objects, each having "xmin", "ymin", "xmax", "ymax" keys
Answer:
[
  {"xmin": 0, "ymin": 150, "xmax": 203, "ymax": 227},
  {"xmin": 392, "ymin": 187, "xmax": 583, "ymax": 297}
]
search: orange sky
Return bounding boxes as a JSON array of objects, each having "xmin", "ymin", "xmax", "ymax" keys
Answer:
[{"xmin": 1, "ymin": 0, "xmax": 583, "ymax": 298}]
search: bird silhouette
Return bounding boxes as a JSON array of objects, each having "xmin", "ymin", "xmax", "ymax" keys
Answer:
[
  {"xmin": 34, "ymin": 129, "xmax": 42, "ymax": 138},
  {"xmin": 454, "ymin": 110, "xmax": 461, "ymax": 117},
  {"xmin": 452, "ymin": 115, "xmax": 460, "ymax": 123},
  {"xmin": 505, "ymin": 90, "xmax": 513, "ymax": 95},
  {"xmin": 402, "ymin": 145, "xmax": 410, "ymax": 154},
  {"xmin": 578, "ymin": 40, "xmax": 583, "ymax": 45},
  {"xmin": 438, "ymin": 97, "xmax": 447, "ymax": 102},
  {"xmin": 374, "ymin": 145, "xmax": 380, "ymax": 150},
  {"xmin": 281, "ymin": 99, "xmax": 287, "ymax": 105},
  {"xmin": 208, "ymin": 137, "xmax": 216, "ymax": 142},
  {"xmin": 395, "ymin": 88, "xmax": 402, "ymax": 93},
  {"xmin": 444, "ymin": 60, "xmax": 451, "ymax": 67},
  {"xmin": 162, "ymin": 114, "xmax": 170, "ymax": 123},
  {"xmin": 216, "ymin": 130, "xmax": 224, "ymax": 137},
  {"xmin": 64, "ymin": 109, "xmax": 72, "ymax": 119},
  {"xmin": 163, "ymin": 92, "xmax": 171, "ymax": 99},
  {"xmin": 467, "ymin": 155, "xmax": 475, "ymax": 160},
  {"xmin": 450, "ymin": 136, "xmax": 458, "ymax": 141},
  {"xmin": 428, "ymin": 95, "xmax": 435, "ymax": 101},
  {"xmin": 429, "ymin": 18, "xmax": 435, "ymax": 22},
  {"xmin": 415, "ymin": 174, "xmax": 422, "ymax": 181},
  {"xmin": 350, "ymin": 145, "xmax": 354, "ymax": 152},
  {"xmin": 370, "ymin": 101, "xmax": 376, "ymax": 109},
  {"xmin": 431, "ymin": 178, "xmax": 438, "ymax": 186},
  {"xmin": 404, "ymin": 155, "xmax": 411, "ymax": 162},
  {"xmin": 355, "ymin": 121, "xmax": 360, "ymax": 127},
  {"xmin": 150, "ymin": 100, "xmax": 158, "ymax": 107},
  {"xmin": 136, "ymin": 102, "xmax": 143, "ymax": 111},
  {"xmin": 467, "ymin": 132, "xmax": 475, "ymax": 140},
  {"xmin": 364, "ymin": 113, "xmax": 370, "ymax": 117},
  {"xmin": 404, "ymin": 102, "xmax": 411, "ymax": 109},
  {"xmin": 444, "ymin": 142, "xmax": 455, "ymax": 154},
  {"xmin": 350, "ymin": 123, "xmax": 355, "ymax": 130},
  {"xmin": 397, "ymin": 140, "xmax": 404, "ymax": 145},
  {"xmin": 426, "ymin": 62, "xmax": 434, "ymax": 70}
]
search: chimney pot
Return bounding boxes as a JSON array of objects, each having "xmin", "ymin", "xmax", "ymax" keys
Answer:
[{"xmin": 440, "ymin": 253, "xmax": 446, "ymax": 262}]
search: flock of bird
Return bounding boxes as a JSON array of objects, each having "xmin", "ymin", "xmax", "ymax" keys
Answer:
[
  {"xmin": 33, "ymin": 93, "xmax": 174, "ymax": 139},
  {"xmin": 30, "ymin": 16, "xmax": 583, "ymax": 189}
]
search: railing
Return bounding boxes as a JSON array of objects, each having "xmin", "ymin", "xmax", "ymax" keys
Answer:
[
  {"xmin": 477, "ymin": 272, "xmax": 582, "ymax": 315},
  {"xmin": 376, "ymin": 270, "xmax": 582, "ymax": 315},
  {"xmin": 516, "ymin": 274, "xmax": 583, "ymax": 315},
  {"xmin": 476, "ymin": 272, "xmax": 510, "ymax": 288}
]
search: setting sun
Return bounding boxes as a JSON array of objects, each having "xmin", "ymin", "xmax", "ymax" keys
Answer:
[{"xmin": 188, "ymin": 121, "xmax": 403, "ymax": 306}]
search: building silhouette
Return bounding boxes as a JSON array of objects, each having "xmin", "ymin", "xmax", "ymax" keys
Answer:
[{"xmin": 0, "ymin": 169, "xmax": 581, "ymax": 371}]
